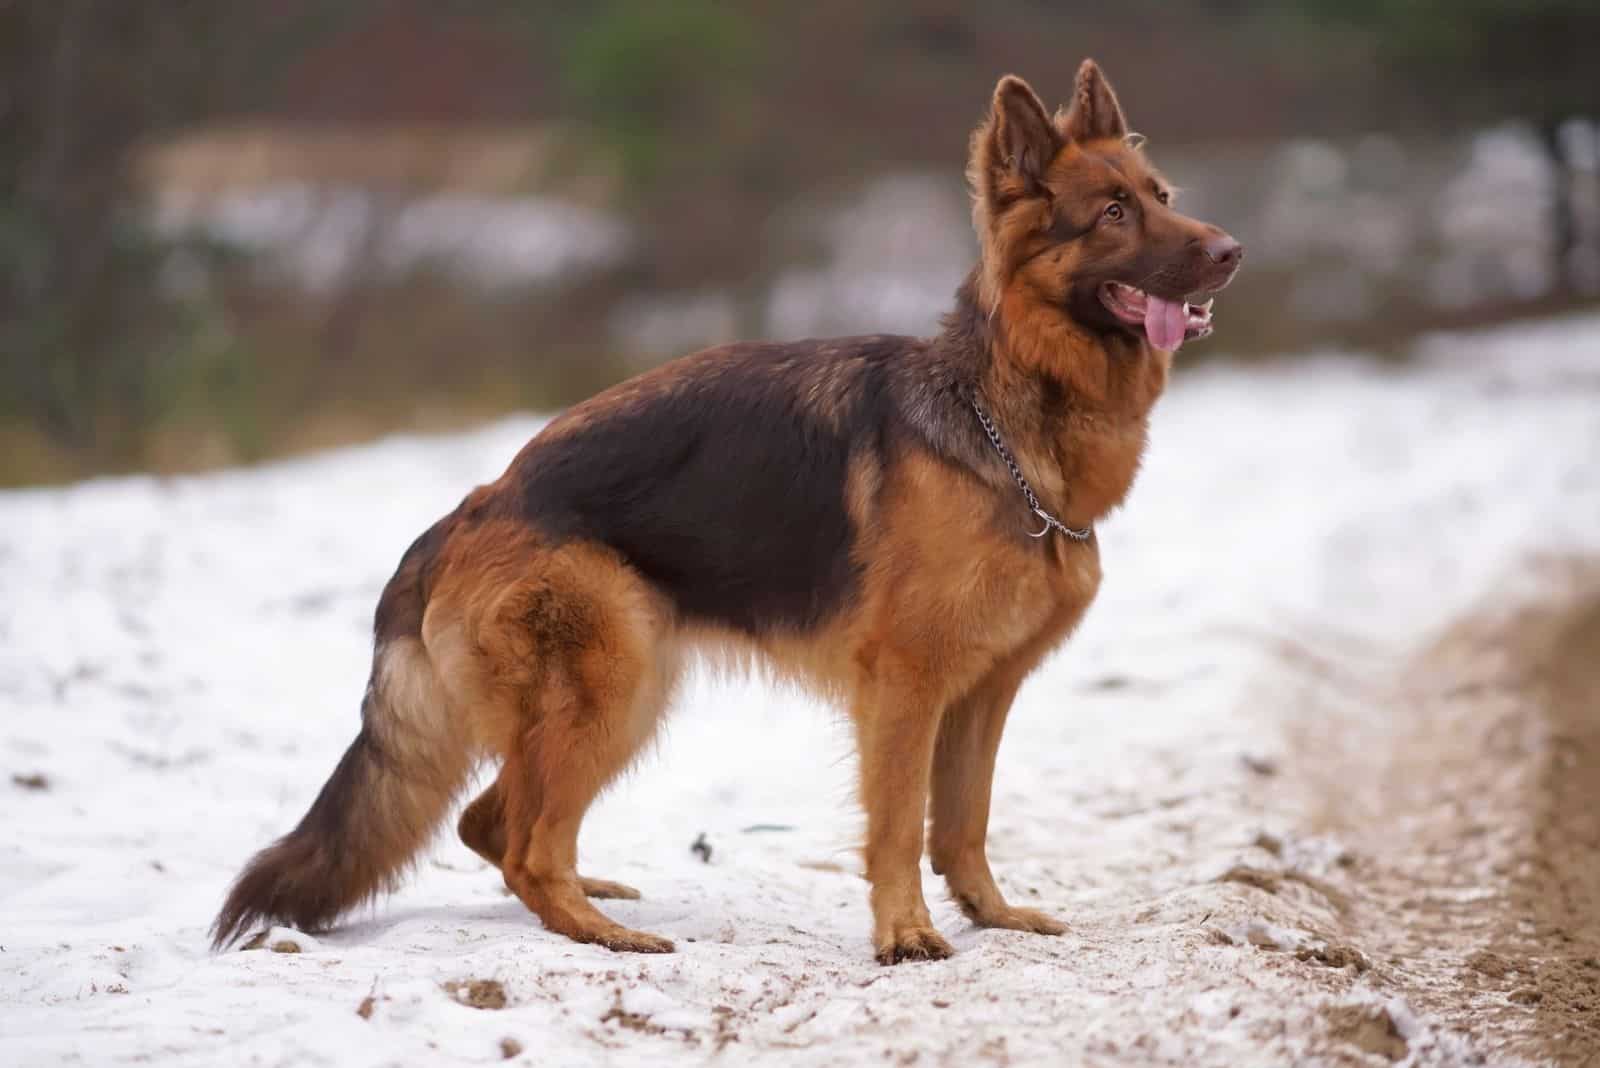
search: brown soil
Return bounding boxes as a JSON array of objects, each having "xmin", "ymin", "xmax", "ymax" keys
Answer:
[
  {"xmin": 239, "ymin": 930, "xmax": 307, "ymax": 954},
  {"xmin": 1322, "ymin": 1003, "xmax": 1410, "ymax": 1062},
  {"xmin": 444, "ymin": 978, "xmax": 508, "ymax": 1010},
  {"xmin": 1284, "ymin": 561, "xmax": 1600, "ymax": 1065}
]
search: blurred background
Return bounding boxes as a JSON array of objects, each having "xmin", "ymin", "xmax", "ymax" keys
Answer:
[{"xmin": 3, "ymin": 0, "xmax": 1597, "ymax": 486}]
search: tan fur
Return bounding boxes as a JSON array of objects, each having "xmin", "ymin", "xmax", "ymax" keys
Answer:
[
  {"xmin": 371, "ymin": 638, "xmax": 466, "ymax": 759},
  {"xmin": 362, "ymin": 638, "xmax": 477, "ymax": 878},
  {"xmin": 418, "ymin": 521, "xmax": 684, "ymax": 950}
]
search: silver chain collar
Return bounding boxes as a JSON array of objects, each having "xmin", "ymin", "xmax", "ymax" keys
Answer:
[{"xmin": 969, "ymin": 398, "xmax": 1093, "ymax": 542}]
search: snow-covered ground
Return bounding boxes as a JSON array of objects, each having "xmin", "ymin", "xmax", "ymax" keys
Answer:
[{"xmin": 4, "ymin": 315, "xmax": 1599, "ymax": 1066}]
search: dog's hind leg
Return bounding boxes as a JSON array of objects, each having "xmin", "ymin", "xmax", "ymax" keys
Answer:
[
  {"xmin": 461, "ymin": 550, "xmax": 674, "ymax": 952},
  {"xmin": 928, "ymin": 661, "xmax": 1066, "ymax": 936},
  {"xmin": 457, "ymin": 777, "xmax": 507, "ymax": 866},
  {"xmin": 458, "ymin": 771, "xmax": 640, "ymax": 900}
]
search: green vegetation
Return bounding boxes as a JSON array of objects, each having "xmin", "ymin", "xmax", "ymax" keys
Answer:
[
  {"xmin": 1, "ymin": 2, "xmax": 1595, "ymax": 485},
  {"xmin": 1270, "ymin": 0, "xmax": 1599, "ymax": 123},
  {"xmin": 560, "ymin": 0, "xmax": 759, "ymax": 189}
]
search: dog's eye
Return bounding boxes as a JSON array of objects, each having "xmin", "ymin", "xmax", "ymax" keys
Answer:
[
  {"xmin": 1103, "ymin": 202, "xmax": 1124, "ymax": 221},
  {"xmin": 1156, "ymin": 190, "xmax": 1171, "ymax": 206}
]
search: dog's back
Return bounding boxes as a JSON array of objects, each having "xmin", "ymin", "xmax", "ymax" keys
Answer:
[{"xmin": 503, "ymin": 336, "xmax": 926, "ymax": 635}]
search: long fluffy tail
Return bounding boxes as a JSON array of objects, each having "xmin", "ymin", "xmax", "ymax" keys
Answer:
[{"xmin": 211, "ymin": 526, "xmax": 468, "ymax": 948}]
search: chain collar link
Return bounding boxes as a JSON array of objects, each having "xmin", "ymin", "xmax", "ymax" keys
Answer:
[{"xmin": 969, "ymin": 398, "xmax": 1093, "ymax": 542}]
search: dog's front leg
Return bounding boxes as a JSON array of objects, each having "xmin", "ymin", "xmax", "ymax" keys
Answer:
[
  {"xmin": 927, "ymin": 664, "xmax": 1065, "ymax": 936},
  {"xmin": 856, "ymin": 667, "xmax": 954, "ymax": 964}
]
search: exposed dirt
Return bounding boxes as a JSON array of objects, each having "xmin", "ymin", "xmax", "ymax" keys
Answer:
[
  {"xmin": 1277, "ymin": 561, "xmax": 1600, "ymax": 1066},
  {"xmin": 1322, "ymin": 1002, "xmax": 1410, "ymax": 1063},
  {"xmin": 445, "ymin": 979, "xmax": 509, "ymax": 1011},
  {"xmin": 240, "ymin": 929, "xmax": 309, "ymax": 954}
]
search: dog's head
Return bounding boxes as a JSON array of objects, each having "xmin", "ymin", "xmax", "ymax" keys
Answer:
[{"xmin": 969, "ymin": 60, "xmax": 1241, "ymax": 353}]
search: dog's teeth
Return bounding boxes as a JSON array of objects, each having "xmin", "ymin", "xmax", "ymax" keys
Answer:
[{"xmin": 1200, "ymin": 298, "xmax": 1214, "ymax": 312}]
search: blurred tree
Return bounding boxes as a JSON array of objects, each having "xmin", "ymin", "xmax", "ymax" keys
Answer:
[
  {"xmin": 1, "ymin": 0, "xmax": 1595, "ymax": 484},
  {"xmin": 557, "ymin": 0, "xmax": 758, "ymax": 190},
  {"xmin": 547, "ymin": 0, "xmax": 778, "ymax": 307},
  {"xmin": 0, "ymin": 2, "xmax": 376, "ymax": 471},
  {"xmin": 1276, "ymin": 0, "xmax": 1595, "ymax": 119},
  {"xmin": 1266, "ymin": 0, "xmax": 1600, "ymax": 292},
  {"xmin": 1, "ymin": 0, "xmax": 166, "ymax": 454},
  {"xmin": 4, "ymin": 4, "xmax": 227, "ymax": 462}
]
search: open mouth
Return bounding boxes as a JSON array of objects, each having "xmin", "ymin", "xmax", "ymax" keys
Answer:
[{"xmin": 1099, "ymin": 282, "xmax": 1215, "ymax": 352}]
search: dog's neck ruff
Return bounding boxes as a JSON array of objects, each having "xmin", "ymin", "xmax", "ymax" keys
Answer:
[{"xmin": 969, "ymin": 398, "xmax": 1093, "ymax": 542}]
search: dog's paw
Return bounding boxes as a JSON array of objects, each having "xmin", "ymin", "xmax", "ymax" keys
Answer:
[
  {"xmin": 587, "ymin": 925, "xmax": 675, "ymax": 954},
  {"xmin": 874, "ymin": 924, "xmax": 954, "ymax": 965},
  {"xmin": 977, "ymin": 905, "xmax": 1067, "ymax": 936},
  {"xmin": 579, "ymin": 876, "xmax": 641, "ymax": 900}
]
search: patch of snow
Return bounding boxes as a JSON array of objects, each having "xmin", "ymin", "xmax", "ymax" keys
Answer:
[
  {"xmin": 2, "ymin": 315, "xmax": 1597, "ymax": 1064},
  {"xmin": 152, "ymin": 183, "xmax": 629, "ymax": 292}
]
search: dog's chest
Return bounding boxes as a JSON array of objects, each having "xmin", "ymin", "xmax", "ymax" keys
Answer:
[{"xmin": 958, "ymin": 533, "xmax": 1102, "ymax": 659}]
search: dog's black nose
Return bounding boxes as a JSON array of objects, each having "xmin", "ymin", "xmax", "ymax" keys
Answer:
[{"xmin": 1202, "ymin": 233, "xmax": 1243, "ymax": 267}]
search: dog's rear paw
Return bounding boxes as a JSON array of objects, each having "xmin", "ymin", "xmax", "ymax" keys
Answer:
[
  {"xmin": 978, "ymin": 905, "xmax": 1067, "ymax": 936},
  {"xmin": 580, "ymin": 876, "xmax": 641, "ymax": 900},
  {"xmin": 875, "ymin": 925, "xmax": 954, "ymax": 965},
  {"xmin": 589, "ymin": 926, "xmax": 675, "ymax": 954}
]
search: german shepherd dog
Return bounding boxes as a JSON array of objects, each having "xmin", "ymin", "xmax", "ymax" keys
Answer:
[{"xmin": 213, "ymin": 60, "xmax": 1241, "ymax": 964}]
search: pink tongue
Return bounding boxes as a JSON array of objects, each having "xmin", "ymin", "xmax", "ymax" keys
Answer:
[{"xmin": 1143, "ymin": 296, "xmax": 1187, "ymax": 352}]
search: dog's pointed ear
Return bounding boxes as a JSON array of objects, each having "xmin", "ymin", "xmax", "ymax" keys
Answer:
[
  {"xmin": 1059, "ymin": 59, "xmax": 1128, "ymax": 142},
  {"xmin": 980, "ymin": 75, "xmax": 1061, "ymax": 188}
]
